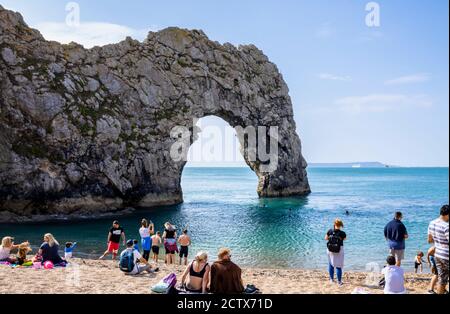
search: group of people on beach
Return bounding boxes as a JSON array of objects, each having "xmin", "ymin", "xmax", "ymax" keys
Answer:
[
  {"xmin": 1, "ymin": 204, "xmax": 448, "ymax": 295},
  {"xmin": 97, "ymin": 219, "xmax": 191, "ymax": 266},
  {"xmin": 326, "ymin": 204, "xmax": 449, "ymax": 294},
  {"xmin": 94, "ymin": 219, "xmax": 246, "ymax": 294},
  {"xmin": 0, "ymin": 233, "xmax": 70, "ymax": 268}
]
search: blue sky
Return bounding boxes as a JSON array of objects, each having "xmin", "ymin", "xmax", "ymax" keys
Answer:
[{"xmin": 1, "ymin": 0, "xmax": 449, "ymax": 166}]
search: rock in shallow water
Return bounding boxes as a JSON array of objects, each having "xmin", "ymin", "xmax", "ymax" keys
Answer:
[{"xmin": 0, "ymin": 6, "xmax": 310, "ymax": 222}]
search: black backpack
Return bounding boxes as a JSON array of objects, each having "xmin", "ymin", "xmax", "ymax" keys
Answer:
[
  {"xmin": 119, "ymin": 250, "xmax": 135, "ymax": 273},
  {"xmin": 327, "ymin": 231, "xmax": 342, "ymax": 253}
]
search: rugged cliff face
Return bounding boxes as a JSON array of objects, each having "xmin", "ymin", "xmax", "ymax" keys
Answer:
[{"xmin": 0, "ymin": 6, "xmax": 310, "ymax": 222}]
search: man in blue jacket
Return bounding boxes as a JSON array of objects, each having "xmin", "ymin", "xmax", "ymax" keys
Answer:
[{"xmin": 384, "ymin": 212, "xmax": 408, "ymax": 266}]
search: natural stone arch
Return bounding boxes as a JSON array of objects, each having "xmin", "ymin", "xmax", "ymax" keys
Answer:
[{"xmin": 0, "ymin": 7, "xmax": 310, "ymax": 222}]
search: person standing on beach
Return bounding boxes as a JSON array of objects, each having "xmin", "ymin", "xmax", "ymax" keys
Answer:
[
  {"xmin": 178, "ymin": 229, "xmax": 191, "ymax": 266},
  {"xmin": 151, "ymin": 231, "xmax": 162, "ymax": 263},
  {"xmin": 325, "ymin": 218, "xmax": 347, "ymax": 286},
  {"xmin": 99, "ymin": 220, "xmax": 126, "ymax": 260},
  {"xmin": 384, "ymin": 212, "xmax": 408, "ymax": 266},
  {"xmin": 427, "ymin": 246, "xmax": 439, "ymax": 294},
  {"xmin": 162, "ymin": 222, "xmax": 178, "ymax": 265},
  {"xmin": 139, "ymin": 219, "xmax": 154, "ymax": 261},
  {"xmin": 427, "ymin": 205, "xmax": 449, "ymax": 295}
]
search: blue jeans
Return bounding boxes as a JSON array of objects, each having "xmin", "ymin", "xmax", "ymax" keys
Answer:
[{"xmin": 329, "ymin": 263, "xmax": 343, "ymax": 283}]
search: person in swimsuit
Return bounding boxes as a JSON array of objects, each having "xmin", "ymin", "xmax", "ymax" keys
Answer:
[
  {"xmin": 151, "ymin": 232, "xmax": 162, "ymax": 263},
  {"xmin": 427, "ymin": 246, "xmax": 438, "ymax": 294},
  {"xmin": 414, "ymin": 251, "xmax": 424, "ymax": 274},
  {"xmin": 178, "ymin": 229, "xmax": 191, "ymax": 266},
  {"xmin": 180, "ymin": 251, "xmax": 210, "ymax": 294},
  {"xmin": 162, "ymin": 222, "xmax": 178, "ymax": 265}
]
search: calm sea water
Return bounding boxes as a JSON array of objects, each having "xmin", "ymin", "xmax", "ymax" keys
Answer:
[{"xmin": 1, "ymin": 167, "xmax": 448, "ymax": 271}]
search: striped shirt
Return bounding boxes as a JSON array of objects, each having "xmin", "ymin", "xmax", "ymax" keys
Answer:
[{"xmin": 428, "ymin": 218, "xmax": 449, "ymax": 260}]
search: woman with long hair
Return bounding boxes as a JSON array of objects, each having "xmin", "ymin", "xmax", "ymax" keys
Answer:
[
  {"xmin": 139, "ymin": 218, "xmax": 154, "ymax": 261},
  {"xmin": 38, "ymin": 233, "xmax": 65, "ymax": 265}
]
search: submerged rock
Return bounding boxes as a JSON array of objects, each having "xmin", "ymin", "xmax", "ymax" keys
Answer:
[{"xmin": 0, "ymin": 6, "xmax": 310, "ymax": 222}]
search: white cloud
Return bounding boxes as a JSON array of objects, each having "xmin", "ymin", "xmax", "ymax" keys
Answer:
[
  {"xmin": 33, "ymin": 22, "xmax": 159, "ymax": 48},
  {"xmin": 334, "ymin": 93, "xmax": 433, "ymax": 113},
  {"xmin": 318, "ymin": 73, "xmax": 352, "ymax": 81},
  {"xmin": 384, "ymin": 73, "xmax": 431, "ymax": 86}
]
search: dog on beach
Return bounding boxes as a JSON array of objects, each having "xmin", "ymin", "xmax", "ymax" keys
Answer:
[{"xmin": 17, "ymin": 242, "xmax": 32, "ymax": 265}]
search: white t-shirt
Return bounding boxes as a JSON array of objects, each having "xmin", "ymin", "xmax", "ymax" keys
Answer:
[
  {"xmin": 0, "ymin": 246, "xmax": 11, "ymax": 260},
  {"xmin": 382, "ymin": 265, "xmax": 406, "ymax": 294},
  {"xmin": 139, "ymin": 227, "xmax": 150, "ymax": 238}
]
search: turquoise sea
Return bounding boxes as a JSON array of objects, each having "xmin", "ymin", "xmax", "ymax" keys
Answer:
[{"xmin": 1, "ymin": 167, "xmax": 448, "ymax": 271}]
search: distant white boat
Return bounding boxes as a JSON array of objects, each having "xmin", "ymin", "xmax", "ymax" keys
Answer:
[{"xmin": 352, "ymin": 164, "xmax": 361, "ymax": 168}]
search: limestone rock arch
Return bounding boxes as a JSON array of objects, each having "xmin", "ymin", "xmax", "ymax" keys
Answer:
[{"xmin": 0, "ymin": 6, "xmax": 310, "ymax": 221}]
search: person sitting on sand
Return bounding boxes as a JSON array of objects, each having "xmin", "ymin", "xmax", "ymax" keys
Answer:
[
  {"xmin": 381, "ymin": 255, "xmax": 406, "ymax": 294},
  {"xmin": 178, "ymin": 229, "xmax": 191, "ymax": 266},
  {"xmin": 39, "ymin": 233, "xmax": 65, "ymax": 265},
  {"xmin": 427, "ymin": 246, "xmax": 438, "ymax": 294},
  {"xmin": 162, "ymin": 222, "xmax": 178, "ymax": 265},
  {"xmin": 209, "ymin": 248, "xmax": 244, "ymax": 294},
  {"xmin": 119, "ymin": 240, "xmax": 158, "ymax": 275},
  {"xmin": 0, "ymin": 237, "xmax": 28, "ymax": 264},
  {"xmin": 325, "ymin": 218, "xmax": 347, "ymax": 286},
  {"xmin": 414, "ymin": 251, "xmax": 424, "ymax": 274},
  {"xmin": 151, "ymin": 232, "xmax": 162, "ymax": 263},
  {"xmin": 139, "ymin": 219, "xmax": 154, "ymax": 261},
  {"xmin": 180, "ymin": 251, "xmax": 210, "ymax": 294},
  {"xmin": 99, "ymin": 220, "xmax": 126, "ymax": 260}
]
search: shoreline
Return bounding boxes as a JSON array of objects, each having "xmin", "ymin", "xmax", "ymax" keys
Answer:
[{"xmin": 0, "ymin": 258, "xmax": 434, "ymax": 294}]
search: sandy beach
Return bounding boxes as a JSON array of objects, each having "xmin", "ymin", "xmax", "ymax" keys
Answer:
[{"xmin": 0, "ymin": 258, "xmax": 434, "ymax": 294}]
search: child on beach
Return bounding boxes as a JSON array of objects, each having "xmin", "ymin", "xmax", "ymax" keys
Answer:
[
  {"xmin": 64, "ymin": 242, "xmax": 77, "ymax": 259},
  {"xmin": 426, "ymin": 247, "xmax": 438, "ymax": 294},
  {"xmin": 151, "ymin": 232, "xmax": 162, "ymax": 263},
  {"xmin": 178, "ymin": 229, "xmax": 191, "ymax": 265},
  {"xmin": 414, "ymin": 251, "xmax": 424, "ymax": 274}
]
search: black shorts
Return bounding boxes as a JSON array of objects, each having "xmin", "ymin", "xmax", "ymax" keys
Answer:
[
  {"xmin": 152, "ymin": 246, "xmax": 159, "ymax": 255},
  {"xmin": 180, "ymin": 246, "xmax": 189, "ymax": 258},
  {"xmin": 415, "ymin": 262, "xmax": 422, "ymax": 269}
]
